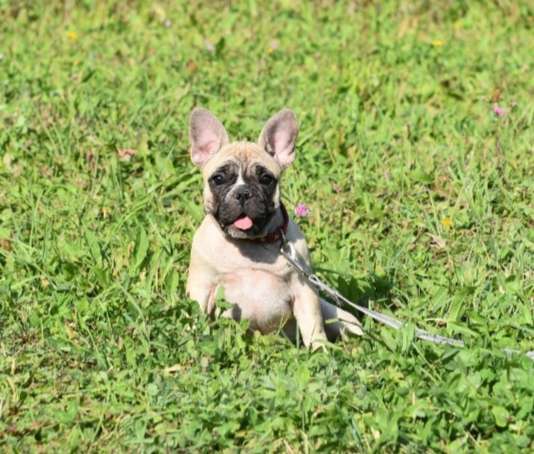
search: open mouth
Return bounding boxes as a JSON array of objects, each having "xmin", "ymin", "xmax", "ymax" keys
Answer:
[{"xmin": 232, "ymin": 214, "xmax": 254, "ymax": 231}]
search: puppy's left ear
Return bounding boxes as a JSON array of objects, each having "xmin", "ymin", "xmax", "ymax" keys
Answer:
[
  {"xmin": 258, "ymin": 109, "xmax": 298, "ymax": 168},
  {"xmin": 189, "ymin": 107, "xmax": 230, "ymax": 167}
]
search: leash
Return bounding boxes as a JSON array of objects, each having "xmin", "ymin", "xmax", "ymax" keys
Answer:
[{"xmin": 280, "ymin": 234, "xmax": 534, "ymax": 361}]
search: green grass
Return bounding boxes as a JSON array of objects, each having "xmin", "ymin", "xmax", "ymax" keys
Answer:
[{"xmin": 1, "ymin": 0, "xmax": 533, "ymax": 451}]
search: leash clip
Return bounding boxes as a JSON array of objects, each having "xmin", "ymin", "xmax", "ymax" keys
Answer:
[
  {"xmin": 280, "ymin": 231, "xmax": 297, "ymax": 261},
  {"xmin": 280, "ymin": 232, "xmax": 314, "ymax": 279}
]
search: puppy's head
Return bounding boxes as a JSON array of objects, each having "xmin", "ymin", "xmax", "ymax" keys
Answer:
[{"xmin": 189, "ymin": 108, "xmax": 298, "ymax": 239}]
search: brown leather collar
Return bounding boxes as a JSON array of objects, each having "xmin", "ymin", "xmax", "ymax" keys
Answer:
[{"xmin": 255, "ymin": 203, "xmax": 289, "ymax": 243}]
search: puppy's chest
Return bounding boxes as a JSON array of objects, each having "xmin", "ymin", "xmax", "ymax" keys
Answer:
[
  {"xmin": 220, "ymin": 268, "xmax": 292, "ymax": 307},
  {"xmin": 208, "ymin": 243, "xmax": 296, "ymax": 309},
  {"xmin": 205, "ymin": 238, "xmax": 294, "ymax": 278},
  {"xmin": 215, "ymin": 255, "xmax": 294, "ymax": 295}
]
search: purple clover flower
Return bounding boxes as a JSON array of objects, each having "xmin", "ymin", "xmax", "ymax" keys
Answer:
[
  {"xmin": 493, "ymin": 104, "xmax": 506, "ymax": 117},
  {"xmin": 294, "ymin": 203, "xmax": 310, "ymax": 218}
]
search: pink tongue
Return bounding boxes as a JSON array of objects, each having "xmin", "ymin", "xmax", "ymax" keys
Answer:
[{"xmin": 233, "ymin": 216, "xmax": 253, "ymax": 230}]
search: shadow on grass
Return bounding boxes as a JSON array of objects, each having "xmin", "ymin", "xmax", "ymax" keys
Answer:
[{"xmin": 315, "ymin": 267, "xmax": 396, "ymax": 315}]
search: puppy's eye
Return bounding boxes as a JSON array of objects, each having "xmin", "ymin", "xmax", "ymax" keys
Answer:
[
  {"xmin": 211, "ymin": 174, "xmax": 225, "ymax": 185},
  {"xmin": 259, "ymin": 174, "xmax": 274, "ymax": 185}
]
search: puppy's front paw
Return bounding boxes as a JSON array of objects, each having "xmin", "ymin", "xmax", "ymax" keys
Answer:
[
  {"xmin": 307, "ymin": 329, "xmax": 328, "ymax": 351},
  {"xmin": 310, "ymin": 338, "xmax": 329, "ymax": 352}
]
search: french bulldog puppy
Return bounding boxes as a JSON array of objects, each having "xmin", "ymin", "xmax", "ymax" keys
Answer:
[{"xmin": 186, "ymin": 108, "xmax": 363, "ymax": 349}]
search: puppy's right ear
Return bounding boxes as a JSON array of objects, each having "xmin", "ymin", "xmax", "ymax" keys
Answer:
[{"xmin": 189, "ymin": 108, "xmax": 229, "ymax": 167}]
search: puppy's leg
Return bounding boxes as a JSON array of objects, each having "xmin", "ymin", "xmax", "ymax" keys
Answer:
[
  {"xmin": 320, "ymin": 298, "xmax": 364, "ymax": 340},
  {"xmin": 291, "ymin": 276, "xmax": 327, "ymax": 349},
  {"xmin": 186, "ymin": 254, "xmax": 218, "ymax": 315}
]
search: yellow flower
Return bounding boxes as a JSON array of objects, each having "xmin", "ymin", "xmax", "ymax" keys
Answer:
[
  {"xmin": 432, "ymin": 39, "xmax": 445, "ymax": 47},
  {"xmin": 441, "ymin": 217, "xmax": 453, "ymax": 229},
  {"xmin": 268, "ymin": 39, "xmax": 279, "ymax": 54},
  {"xmin": 66, "ymin": 31, "xmax": 78, "ymax": 42}
]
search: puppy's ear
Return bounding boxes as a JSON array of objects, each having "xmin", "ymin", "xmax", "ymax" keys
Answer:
[
  {"xmin": 258, "ymin": 109, "xmax": 298, "ymax": 168},
  {"xmin": 189, "ymin": 107, "xmax": 229, "ymax": 167}
]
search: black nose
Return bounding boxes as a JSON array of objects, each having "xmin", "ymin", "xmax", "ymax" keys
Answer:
[{"xmin": 234, "ymin": 186, "xmax": 252, "ymax": 202}]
